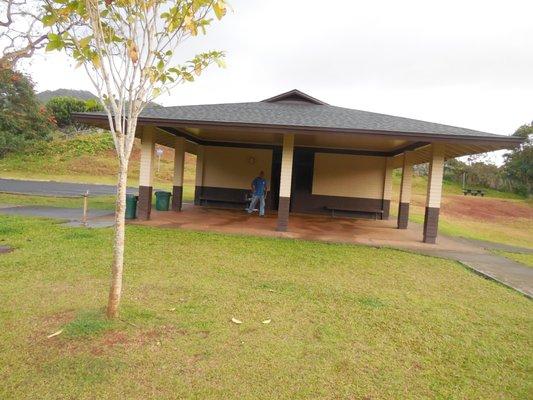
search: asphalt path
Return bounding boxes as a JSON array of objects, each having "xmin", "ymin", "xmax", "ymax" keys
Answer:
[{"xmin": 0, "ymin": 178, "xmax": 138, "ymax": 197}]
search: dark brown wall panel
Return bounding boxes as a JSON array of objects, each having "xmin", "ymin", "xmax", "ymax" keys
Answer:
[
  {"xmin": 277, "ymin": 196, "xmax": 290, "ymax": 231},
  {"xmin": 138, "ymin": 185, "xmax": 153, "ymax": 220},
  {"xmin": 382, "ymin": 199, "xmax": 391, "ymax": 219},
  {"xmin": 172, "ymin": 185, "xmax": 183, "ymax": 212},
  {"xmin": 397, "ymin": 202, "xmax": 410, "ymax": 229},
  {"xmin": 423, "ymin": 206, "xmax": 440, "ymax": 243},
  {"xmin": 196, "ymin": 186, "xmax": 273, "ymax": 210}
]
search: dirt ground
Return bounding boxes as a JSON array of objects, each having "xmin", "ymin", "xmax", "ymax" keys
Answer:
[{"xmin": 441, "ymin": 195, "xmax": 533, "ymax": 220}]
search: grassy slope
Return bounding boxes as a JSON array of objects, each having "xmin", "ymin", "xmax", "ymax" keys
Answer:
[
  {"xmin": 1, "ymin": 133, "xmax": 532, "ymax": 247},
  {"xmin": 0, "ymin": 131, "xmax": 197, "ymax": 189},
  {"xmin": 391, "ymin": 172, "xmax": 533, "ymax": 248},
  {"xmin": 0, "ymin": 215, "xmax": 531, "ymax": 399}
]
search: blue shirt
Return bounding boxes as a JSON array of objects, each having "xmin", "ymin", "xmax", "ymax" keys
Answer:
[{"xmin": 252, "ymin": 177, "xmax": 267, "ymax": 196}]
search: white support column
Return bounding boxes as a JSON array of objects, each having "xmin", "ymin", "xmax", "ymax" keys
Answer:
[
  {"xmin": 277, "ymin": 133, "xmax": 294, "ymax": 231},
  {"xmin": 194, "ymin": 145, "xmax": 205, "ymax": 205},
  {"xmin": 397, "ymin": 151, "xmax": 414, "ymax": 229},
  {"xmin": 382, "ymin": 157, "xmax": 394, "ymax": 219},
  {"xmin": 138, "ymin": 126, "xmax": 156, "ymax": 220},
  {"xmin": 423, "ymin": 143, "xmax": 445, "ymax": 243},
  {"xmin": 172, "ymin": 136, "xmax": 185, "ymax": 211}
]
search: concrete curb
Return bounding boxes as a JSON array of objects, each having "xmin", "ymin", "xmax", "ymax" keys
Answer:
[{"xmin": 457, "ymin": 260, "xmax": 532, "ymax": 300}]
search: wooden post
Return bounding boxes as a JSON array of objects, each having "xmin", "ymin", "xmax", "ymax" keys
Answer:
[{"xmin": 82, "ymin": 190, "xmax": 89, "ymax": 227}]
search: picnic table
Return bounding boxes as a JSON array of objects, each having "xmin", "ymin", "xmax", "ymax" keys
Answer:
[{"xmin": 463, "ymin": 188, "xmax": 485, "ymax": 196}]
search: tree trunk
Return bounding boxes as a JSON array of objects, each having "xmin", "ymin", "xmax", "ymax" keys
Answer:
[{"xmin": 106, "ymin": 161, "xmax": 128, "ymax": 319}]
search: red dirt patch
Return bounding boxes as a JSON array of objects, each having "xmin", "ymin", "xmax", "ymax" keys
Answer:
[
  {"xmin": 0, "ymin": 245, "xmax": 13, "ymax": 254},
  {"xmin": 442, "ymin": 196, "xmax": 533, "ymax": 220},
  {"xmin": 87, "ymin": 325, "xmax": 185, "ymax": 355}
]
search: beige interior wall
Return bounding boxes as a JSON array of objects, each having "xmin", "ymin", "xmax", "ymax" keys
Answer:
[
  {"xmin": 195, "ymin": 145, "xmax": 205, "ymax": 186},
  {"xmin": 173, "ymin": 137, "xmax": 185, "ymax": 186},
  {"xmin": 399, "ymin": 151, "xmax": 414, "ymax": 203},
  {"xmin": 202, "ymin": 146, "xmax": 273, "ymax": 189},
  {"xmin": 312, "ymin": 153, "xmax": 386, "ymax": 199},
  {"xmin": 382, "ymin": 157, "xmax": 394, "ymax": 201}
]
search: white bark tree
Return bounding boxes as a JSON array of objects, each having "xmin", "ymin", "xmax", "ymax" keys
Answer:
[
  {"xmin": 43, "ymin": 0, "xmax": 227, "ymax": 318},
  {"xmin": 0, "ymin": 0, "xmax": 48, "ymax": 69}
]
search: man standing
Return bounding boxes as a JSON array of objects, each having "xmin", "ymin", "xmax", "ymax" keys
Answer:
[{"xmin": 247, "ymin": 171, "xmax": 267, "ymax": 216}]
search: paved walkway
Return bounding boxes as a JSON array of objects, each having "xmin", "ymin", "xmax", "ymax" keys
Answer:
[
  {"xmin": 0, "ymin": 178, "xmax": 139, "ymax": 197},
  {"xmin": 0, "ymin": 205, "xmax": 114, "ymax": 227},
  {"xmin": 393, "ymin": 244, "xmax": 533, "ymax": 299},
  {"xmin": 0, "ymin": 203, "xmax": 531, "ymax": 297}
]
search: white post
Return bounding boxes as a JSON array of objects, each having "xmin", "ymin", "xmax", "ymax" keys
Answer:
[
  {"xmin": 397, "ymin": 151, "xmax": 414, "ymax": 229},
  {"xmin": 194, "ymin": 145, "xmax": 205, "ymax": 205},
  {"xmin": 423, "ymin": 143, "xmax": 445, "ymax": 243},
  {"xmin": 382, "ymin": 157, "xmax": 393, "ymax": 219},
  {"xmin": 172, "ymin": 137, "xmax": 185, "ymax": 211},
  {"xmin": 277, "ymin": 133, "xmax": 294, "ymax": 231},
  {"xmin": 138, "ymin": 127, "xmax": 155, "ymax": 220}
]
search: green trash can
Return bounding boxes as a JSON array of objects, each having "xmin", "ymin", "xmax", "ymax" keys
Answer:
[
  {"xmin": 155, "ymin": 191, "xmax": 171, "ymax": 211},
  {"xmin": 125, "ymin": 194, "xmax": 138, "ymax": 219}
]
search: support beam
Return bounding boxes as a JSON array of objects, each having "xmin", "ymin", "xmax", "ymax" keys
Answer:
[
  {"xmin": 138, "ymin": 127, "xmax": 156, "ymax": 220},
  {"xmin": 397, "ymin": 151, "xmax": 413, "ymax": 229},
  {"xmin": 423, "ymin": 144, "xmax": 445, "ymax": 243},
  {"xmin": 172, "ymin": 137, "xmax": 185, "ymax": 212},
  {"xmin": 194, "ymin": 145, "xmax": 205, "ymax": 205},
  {"xmin": 276, "ymin": 134, "xmax": 294, "ymax": 231},
  {"xmin": 382, "ymin": 157, "xmax": 393, "ymax": 219}
]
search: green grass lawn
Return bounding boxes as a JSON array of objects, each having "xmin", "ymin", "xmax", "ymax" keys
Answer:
[{"xmin": 0, "ymin": 215, "xmax": 531, "ymax": 399}]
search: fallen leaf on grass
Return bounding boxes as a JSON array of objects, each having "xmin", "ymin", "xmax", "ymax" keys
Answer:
[
  {"xmin": 262, "ymin": 319, "xmax": 271, "ymax": 324},
  {"xmin": 47, "ymin": 330, "xmax": 63, "ymax": 339},
  {"xmin": 168, "ymin": 307, "xmax": 176, "ymax": 311},
  {"xmin": 231, "ymin": 317, "xmax": 243, "ymax": 324}
]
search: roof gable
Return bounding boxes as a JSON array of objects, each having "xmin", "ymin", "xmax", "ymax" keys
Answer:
[{"xmin": 261, "ymin": 89, "xmax": 328, "ymax": 105}]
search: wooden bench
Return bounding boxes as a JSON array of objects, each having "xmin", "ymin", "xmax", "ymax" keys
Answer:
[
  {"xmin": 199, "ymin": 196, "xmax": 250, "ymax": 207},
  {"xmin": 463, "ymin": 188, "xmax": 485, "ymax": 197},
  {"xmin": 324, "ymin": 206, "xmax": 384, "ymax": 220}
]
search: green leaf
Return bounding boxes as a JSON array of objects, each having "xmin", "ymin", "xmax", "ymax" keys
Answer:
[
  {"xmin": 42, "ymin": 14, "xmax": 56, "ymax": 27},
  {"xmin": 47, "ymin": 33, "xmax": 60, "ymax": 42},
  {"xmin": 213, "ymin": 2, "xmax": 226, "ymax": 20},
  {"xmin": 78, "ymin": 36, "xmax": 92, "ymax": 48}
]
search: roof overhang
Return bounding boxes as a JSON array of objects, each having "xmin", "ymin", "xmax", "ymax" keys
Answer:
[{"xmin": 75, "ymin": 112, "xmax": 523, "ymax": 152}]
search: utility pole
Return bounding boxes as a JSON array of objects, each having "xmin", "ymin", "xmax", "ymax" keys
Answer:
[{"xmin": 156, "ymin": 147, "xmax": 164, "ymax": 173}]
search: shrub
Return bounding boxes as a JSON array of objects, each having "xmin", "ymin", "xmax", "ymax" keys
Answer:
[{"xmin": 0, "ymin": 69, "xmax": 54, "ymax": 156}]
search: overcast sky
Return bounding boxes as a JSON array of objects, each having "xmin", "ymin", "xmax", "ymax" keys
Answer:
[{"xmin": 26, "ymin": 0, "xmax": 532, "ymax": 160}]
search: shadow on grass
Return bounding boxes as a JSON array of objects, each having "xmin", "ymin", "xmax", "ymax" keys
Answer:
[{"xmin": 62, "ymin": 305, "xmax": 163, "ymax": 339}]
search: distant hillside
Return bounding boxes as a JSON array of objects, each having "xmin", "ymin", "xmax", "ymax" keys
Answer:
[
  {"xmin": 37, "ymin": 89, "xmax": 98, "ymax": 103},
  {"xmin": 37, "ymin": 88, "xmax": 162, "ymax": 108}
]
